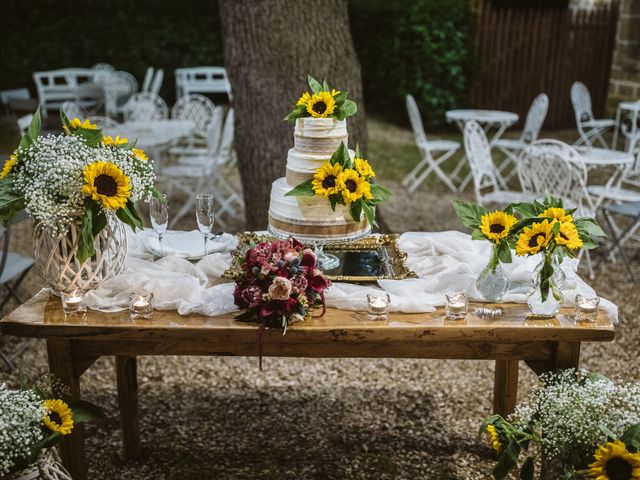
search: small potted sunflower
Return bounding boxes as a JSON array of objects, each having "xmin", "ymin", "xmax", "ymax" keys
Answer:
[{"xmin": 0, "ymin": 375, "xmax": 103, "ymax": 479}]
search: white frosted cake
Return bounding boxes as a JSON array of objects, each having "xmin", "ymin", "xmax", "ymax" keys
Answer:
[{"xmin": 268, "ymin": 117, "xmax": 370, "ymax": 240}]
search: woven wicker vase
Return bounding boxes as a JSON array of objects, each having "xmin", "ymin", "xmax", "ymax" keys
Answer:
[
  {"xmin": 33, "ymin": 213, "xmax": 127, "ymax": 295},
  {"xmin": 3, "ymin": 449, "xmax": 72, "ymax": 480}
]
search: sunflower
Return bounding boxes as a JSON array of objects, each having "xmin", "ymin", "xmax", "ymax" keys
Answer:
[
  {"xmin": 42, "ymin": 399, "xmax": 74, "ymax": 435},
  {"xmin": 296, "ymin": 92, "xmax": 312, "ymax": 106},
  {"xmin": 516, "ymin": 220, "xmax": 554, "ymax": 256},
  {"xmin": 131, "ymin": 148, "xmax": 148, "ymax": 161},
  {"xmin": 69, "ymin": 118, "xmax": 97, "ymax": 130},
  {"xmin": 555, "ymin": 221, "xmax": 583, "ymax": 250},
  {"xmin": 480, "ymin": 211, "xmax": 518, "ymax": 243},
  {"xmin": 1, "ymin": 154, "xmax": 18, "ymax": 179},
  {"xmin": 542, "ymin": 207, "xmax": 573, "ymax": 224},
  {"xmin": 312, "ymin": 162, "xmax": 343, "ymax": 198},
  {"xmin": 486, "ymin": 424, "xmax": 502, "ymax": 455},
  {"xmin": 339, "ymin": 168, "xmax": 372, "ymax": 204},
  {"xmin": 354, "ymin": 158, "xmax": 375, "ymax": 178},
  {"xmin": 588, "ymin": 440, "xmax": 640, "ymax": 480},
  {"xmin": 102, "ymin": 135, "xmax": 128, "ymax": 146},
  {"xmin": 83, "ymin": 161, "xmax": 132, "ymax": 210},
  {"xmin": 306, "ymin": 91, "xmax": 336, "ymax": 118}
]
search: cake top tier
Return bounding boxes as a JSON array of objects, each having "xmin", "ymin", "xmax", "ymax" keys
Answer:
[{"xmin": 294, "ymin": 117, "xmax": 347, "ymax": 139}]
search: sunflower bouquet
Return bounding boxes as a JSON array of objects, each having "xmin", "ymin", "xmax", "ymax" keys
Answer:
[
  {"xmin": 285, "ymin": 142, "xmax": 392, "ymax": 227},
  {"xmin": 284, "ymin": 75, "xmax": 357, "ymax": 121},
  {"xmin": 0, "ymin": 375, "xmax": 102, "ymax": 476},
  {"xmin": 481, "ymin": 369, "xmax": 640, "ymax": 480},
  {"xmin": 0, "ymin": 109, "xmax": 159, "ymax": 262}
]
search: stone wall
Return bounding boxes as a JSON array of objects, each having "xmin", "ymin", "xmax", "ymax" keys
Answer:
[{"xmin": 608, "ymin": 0, "xmax": 640, "ymax": 109}]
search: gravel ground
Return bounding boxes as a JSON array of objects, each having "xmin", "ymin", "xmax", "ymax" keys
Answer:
[{"xmin": 0, "ymin": 123, "xmax": 638, "ymax": 479}]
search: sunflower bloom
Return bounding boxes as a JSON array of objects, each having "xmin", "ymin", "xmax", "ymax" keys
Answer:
[
  {"xmin": 83, "ymin": 161, "xmax": 132, "ymax": 210},
  {"xmin": 555, "ymin": 222, "xmax": 583, "ymax": 250},
  {"xmin": 486, "ymin": 424, "xmax": 502, "ymax": 455},
  {"xmin": 102, "ymin": 135, "xmax": 128, "ymax": 146},
  {"xmin": 354, "ymin": 158, "xmax": 375, "ymax": 178},
  {"xmin": 306, "ymin": 91, "xmax": 336, "ymax": 118},
  {"xmin": 69, "ymin": 118, "xmax": 97, "ymax": 130},
  {"xmin": 338, "ymin": 169, "xmax": 371, "ymax": 204},
  {"xmin": 542, "ymin": 207, "xmax": 573, "ymax": 225},
  {"xmin": 1, "ymin": 154, "xmax": 18, "ymax": 179},
  {"xmin": 42, "ymin": 399, "xmax": 74, "ymax": 435},
  {"xmin": 588, "ymin": 440, "xmax": 640, "ymax": 480},
  {"xmin": 296, "ymin": 92, "xmax": 312, "ymax": 106},
  {"xmin": 516, "ymin": 220, "xmax": 554, "ymax": 256},
  {"xmin": 312, "ymin": 162, "xmax": 343, "ymax": 198},
  {"xmin": 480, "ymin": 211, "xmax": 518, "ymax": 243},
  {"xmin": 132, "ymin": 148, "xmax": 148, "ymax": 161}
]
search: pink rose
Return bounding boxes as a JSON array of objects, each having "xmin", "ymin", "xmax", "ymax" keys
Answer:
[
  {"xmin": 241, "ymin": 285, "xmax": 263, "ymax": 309},
  {"xmin": 268, "ymin": 276, "xmax": 292, "ymax": 300}
]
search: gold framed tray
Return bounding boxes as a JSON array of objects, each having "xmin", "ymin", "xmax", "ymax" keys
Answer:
[{"xmin": 225, "ymin": 233, "xmax": 417, "ymax": 283}]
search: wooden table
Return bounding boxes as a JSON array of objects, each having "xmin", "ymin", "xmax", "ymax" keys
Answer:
[{"xmin": 1, "ymin": 289, "xmax": 616, "ymax": 480}]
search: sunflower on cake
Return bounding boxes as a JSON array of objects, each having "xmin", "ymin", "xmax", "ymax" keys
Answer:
[{"xmin": 268, "ymin": 75, "xmax": 392, "ymax": 242}]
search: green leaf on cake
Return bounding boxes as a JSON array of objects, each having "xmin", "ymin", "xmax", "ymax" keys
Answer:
[
  {"xmin": 362, "ymin": 201, "xmax": 377, "ymax": 228},
  {"xmin": 285, "ymin": 179, "xmax": 315, "ymax": 197},
  {"xmin": 329, "ymin": 195, "xmax": 338, "ymax": 211},
  {"xmin": 307, "ymin": 75, "xmax": 322, "ymax": 94},
  {"xmin": 283, "ymin": 105, "xmax": 307, "ymax": 122},
  {"xmin": 334, "ymin": 91, "xmax": 348, "ymax": 104},
  {"xmin": 329, "ymin": 142, "xmax": 350, "ymax": 167},
  {"xmin": 335, "ymin": 99, "xmax": 357, "ymax": 120},
  {"xmin": 371, "ymin": 184, "xmax": 392, "ymax": 202},
  {"xmin": 349, "ymin": 200, "xmax": 363, "ymax": 222},
  {"xmin": 322, "ymin": 79, "xmax": 330, "ymax": 92}
]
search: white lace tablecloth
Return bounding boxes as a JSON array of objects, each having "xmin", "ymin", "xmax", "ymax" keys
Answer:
[{"xmin": 85, "ymin": 228, "xmax": 617, "ymax": 321}]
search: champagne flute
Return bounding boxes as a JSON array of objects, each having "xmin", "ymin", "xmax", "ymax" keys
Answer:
[
  {"xmin": 196, "ymin": 193, "xmax": 215, "ymax": 256},
  {"xmin": 149, "ymin": 195, "xmax": 168, "ymax": 257}
]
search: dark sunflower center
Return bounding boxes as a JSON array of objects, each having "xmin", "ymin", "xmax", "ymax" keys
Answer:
[
  {"xmin": 49, "ymin": 411, "xmax": 62, "ymax": 426},
  {"xmin": 345, "ymin": 179, "xmax": 357, "ymax": 192},
  {"xmin": 528, "ymin": 233, "xmax": 545, "ymax": 248},
  {"xmin": 605, "ymin": 457, "xmax": 633, "ymax": 480},
  {"xmin": 312, "ymin": 101, "xmax": 327, "ymax": 114},
  {"xmin": 94, "ymin": 174, "xmax": 118, "ymax": 197},
  {"xmin": 490, "ymin": 224, "xmax": 505, "ymax": 234},
  {"xmin": 560, "ymin": 232, "xmax": 569, "ymax": 240},
  {"xmin": 322, "ymin": 175, "xmax": 336, "ymax": 189}
]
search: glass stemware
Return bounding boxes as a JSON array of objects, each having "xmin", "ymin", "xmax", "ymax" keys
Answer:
[
  {"xmin": 196, "ymin": 193, "xmax": 215, "ymax": 256},
  {"xmin": 149, "ymin": 195, "xmax": 168, "ymax": 257}
]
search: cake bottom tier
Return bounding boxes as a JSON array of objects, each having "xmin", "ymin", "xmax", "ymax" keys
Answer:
[{"xmin": 268, "ymin": 213, "xmax": 370, "ymax": 241}]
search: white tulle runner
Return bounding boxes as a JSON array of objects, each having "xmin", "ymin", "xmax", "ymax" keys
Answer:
[{"xmin": 84, "ymin": 228, "xmax": 617, "ymax": 321}]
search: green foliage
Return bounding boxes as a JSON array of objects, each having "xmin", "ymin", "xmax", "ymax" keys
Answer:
[{"xmin": 349, "ymin": 0, "xmax": 475, "ymax": 127}]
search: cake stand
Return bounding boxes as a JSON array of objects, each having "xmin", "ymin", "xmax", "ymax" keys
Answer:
[{"xmin": 268, "ymin": 223, "xmax": 372, "ymax": 271}]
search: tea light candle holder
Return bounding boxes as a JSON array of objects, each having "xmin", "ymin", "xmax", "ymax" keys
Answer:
[
  {"xmin": 129, "ymin": 293, "xmax": 153, "ymax": 320},
  {"xmin": 367, "ymin": 293, "xmax": 390, "ymax": 321},
  {"xmin": 575, "ymin": 294, "xmax": 599, "ymax": 323},
  {"xmin": 61, "ymin": 289, "xmax": 86, "ymax": 315},
  {"xmin": 445, "ymin": 292, "xmax": 468, "ymax": 320}
]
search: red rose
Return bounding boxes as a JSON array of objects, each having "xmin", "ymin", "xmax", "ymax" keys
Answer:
[
  {"xmin": 300, "ymin": 249, "xmax": 316, "ymax": 269},
  {"xmin": 309, "ymin": 274, "xmax": 330, "ymax": 292}
]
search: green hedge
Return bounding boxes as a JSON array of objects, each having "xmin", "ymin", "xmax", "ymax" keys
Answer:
[
  {"xmin": 2, "ymin": 0, "xmax": 473, "ymax": 127},
  {"xmin": 349, "ymin": 0, "xmax": 475, "ymax": 128}
]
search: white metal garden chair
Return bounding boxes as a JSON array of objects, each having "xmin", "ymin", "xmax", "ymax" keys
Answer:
[
  {"xmin": 175, "ymin": 67, "xmax": 233, "ymax": 101},
  {"xmin": 170, "ymin": 95, "xmax": 218, "ymax": 157},
  {"xmin": 123, "ymin": 92, "xmax": 168, "ymax": 122},
  {"xmin": 463, "ymin": 120, "xmax": 529, "ymax": 207},
  {"xmin": 517, "ymin": 139, "xmax": 597, "ymax": 278},
  {"xmin": 402, "ymin": 94, "xmax": 460, "ymax": 193},
  {"xmin": 150, "ymin": 69, "xmax": 164, "ymax": 96},
  {"xmin": 494, "ymin": 93, "xmax": 549, "ymax": 183},
  {"xmin": 571, "ymin": 81, "xmax": 615, "ymax": 148},
  {"xmin": 141, "ymin": 67, "xmax": 154, "ymax": 93}
]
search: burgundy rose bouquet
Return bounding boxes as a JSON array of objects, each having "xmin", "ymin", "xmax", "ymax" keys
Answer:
[{"xmin": 233, "ymin": 238, "xmax": 331, "ymax": 333}]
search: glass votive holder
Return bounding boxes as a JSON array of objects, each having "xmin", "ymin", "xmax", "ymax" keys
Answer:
[
  {"xmin": 61, "ymin": 289, "xmax": 86, "ymax": 315},
  {"xmin": 367, "ymin": 293, "xmax": 390, "ymax": 321},
  {"xmin": 575, "ymin": 294, "xmax": 599, "ymax": 323},
  {"xmin": 445, "ymin": 292, "xmax": 468, "ymax": 320},
  {"xmin": 129, "ymin": 293, "xmax": 154, "ymax": 320}
]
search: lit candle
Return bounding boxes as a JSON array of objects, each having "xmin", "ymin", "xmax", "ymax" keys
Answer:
[
  {"xmin": 575, "ymin": 294, "xmax": 599, "ymax": 323},
  {"xmin": 132, "ymin": 297, "xmax": 150, "ymax": 312},
  {"xmin": 61, "ymin": 289, "xmax": 86, "ymax": 315},
  {"xmin": 445, "ymin": 293, "xmax": 468, "ymax": 320},
  {"xmin": 129, "ymin": 293, "xmax": 153, "ymax": 320},
  {"xmin": 367, "ymin": 294, "xmax": 390, "ymax": 321}
]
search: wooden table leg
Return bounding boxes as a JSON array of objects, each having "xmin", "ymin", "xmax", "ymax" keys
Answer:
[
  {"xmin": 47, "ymin": 339, "xmax": 87, "ymax": 480},
  {"xmin": 493, "ymin": 359, "xmax": 519, "ymax": 417},
  {"xmin": 116, "ymin": 356, "xmax": 142, "ymax": 460},
  {"xmin": 553, "ymin": 341, "xmax": 581, "ymax": 371}
]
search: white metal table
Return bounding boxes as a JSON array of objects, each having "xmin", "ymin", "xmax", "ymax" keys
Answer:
[
  {"xmin": 575, "ymin": 146, "xmax": 635, "ymax": 208},
  {"xmin": 446, "ymin": 109, "xmax": 519, "ymax": 192},
  {"xmin": 612, "ymin": 100, "xmax": 640, "ymax": 150},
  {"xmin": 118, "ymin": 120, "xmax": 195, "ymax": 168}
]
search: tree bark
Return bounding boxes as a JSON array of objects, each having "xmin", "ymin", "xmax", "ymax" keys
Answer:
[{"xmin": 219, "ymin": 0, "xmax": 367, "ymax": 230}]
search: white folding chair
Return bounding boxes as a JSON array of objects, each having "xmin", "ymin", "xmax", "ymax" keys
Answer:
[
  {"xmin": 494, "ymin": 93, "xmax": 548, "ymax": 183},
  {"xmin": 402, "ymin": 94, "xmax": 460, "ymax": 193},
  {"xmin": 123, "ymin": 92, "xmax": 168, "ymax": 122},
  {"xmin": 463, "ymin": 121, "xmax": 529, "ymax": 207},
  {"xmin": 150, "ymin": 69, "xmax": 164, "ymax": 96},
  {"xmin": 571, "ymin": 81, "xmax": 615, "ymax": 148},
  {"xmin": 588, "ymin": 134, "xmax": 640, "ymax": 206},
  {"xmin": 142, "ymin": 67, "xmax": 155, "ymax": 93},
  {"xmin": 518, "ymin": 139, "xmax": 597, "ymax": 278}
]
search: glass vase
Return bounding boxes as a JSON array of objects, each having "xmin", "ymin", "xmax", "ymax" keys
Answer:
[
  {"xmin": 527, "ymin": 252, "xmax": 565, "ymax": 317},
  {"xmin": 476, "ymin": 244, "xmax": 510, "ymax": 302}
]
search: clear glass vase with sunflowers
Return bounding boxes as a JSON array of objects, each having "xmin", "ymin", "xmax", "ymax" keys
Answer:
[{"xmin": 0, "ymin": 109, "xmax": 161, "ymax": 293}]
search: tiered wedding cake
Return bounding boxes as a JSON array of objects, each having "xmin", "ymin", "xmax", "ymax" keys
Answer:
[{"xmin": 268, "ymin": 117, "xmax": 370, "ymax": 240}]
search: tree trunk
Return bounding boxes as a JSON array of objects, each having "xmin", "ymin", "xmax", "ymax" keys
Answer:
[{"xmin": 219, "ymin": 0, "xmax": 367, "ymax": 230}]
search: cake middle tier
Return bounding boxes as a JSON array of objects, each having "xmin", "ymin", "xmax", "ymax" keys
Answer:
[{"xmin": 286, "ymin": 148, "xmax": 355, "ymax": 185}]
